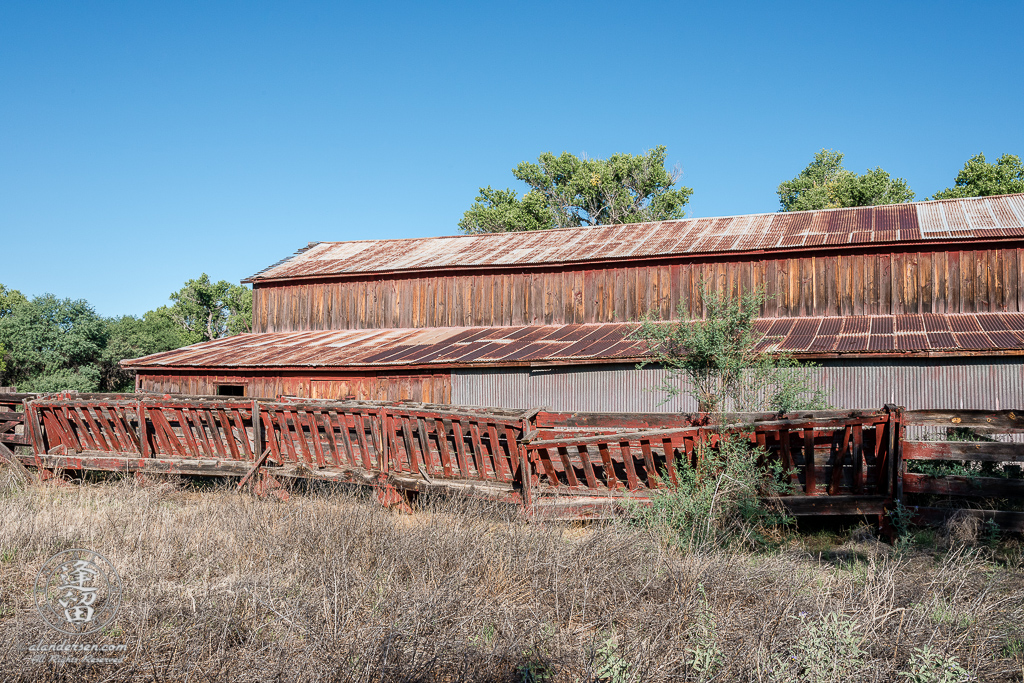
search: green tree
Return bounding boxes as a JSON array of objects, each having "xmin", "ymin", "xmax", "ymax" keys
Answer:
[
  {"xmin": 100, "ymin": 308, "xmax": 190, "ymax": 391},
  {"xmin": 0, "ymin": 292, "xmax": 108, "ymax": 392},
  {"xmin": 631, "ymin": 284, "xmax": 828, "ymax": 413},
  {"xmin": 459, "ymin": 146, "xmax": 693, "ymax": 233},
  {"xmin": 778, "ymin": 149, "xmax": 915, "ymax": 212},
  {"xmin": 169, "ymin": 274, "xmax": 252, "ymax": 343},
  {"xmin": 931, "ymin": 152, "xmax": 1024, "ymax": 199}
]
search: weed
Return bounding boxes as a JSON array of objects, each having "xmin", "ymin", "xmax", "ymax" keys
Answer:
[
  {"xmin": 592, "ymin": 635, "xmax": 631, "ymax": 683},
  {"xmin": 625, "ymin": 434, "xmax": 792, "ymax": 550},
  {"xmin": 899, "ymin": 646, "xmax": 972, "ymax": 683},
  {"xmin": 775, "ymin": 612, "xmax": 865, "ymax": 683}
]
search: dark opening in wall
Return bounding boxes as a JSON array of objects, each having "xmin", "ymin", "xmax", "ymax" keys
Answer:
[{"xmin": 216, "ymin": 384, "xmax": 246, "ymax": 397}]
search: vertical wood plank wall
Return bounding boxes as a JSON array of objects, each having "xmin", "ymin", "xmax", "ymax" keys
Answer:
[
  {"xmin": 137, "ymin": 372, "xmax": 452, "ymax": 403},
  {"xmin": 252, "ymin": 247, "xmax": 1024, "ymax": 332}
]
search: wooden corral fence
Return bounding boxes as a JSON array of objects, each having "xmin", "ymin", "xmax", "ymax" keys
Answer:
[
  {"xmin": 4, "ymin": 393, "xmax": 1024, "ymax": 529},
  {"xmin": 898, "ymin": 410, "xmax": 1024, "ymax": 531}
]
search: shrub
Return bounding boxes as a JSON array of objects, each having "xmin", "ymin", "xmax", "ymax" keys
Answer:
[{"xmin": 625, "ymin": 434, "xmax": 793, "ymax": 550}]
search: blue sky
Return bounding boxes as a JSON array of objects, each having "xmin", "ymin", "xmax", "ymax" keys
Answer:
[{"xmin": 2, "ymin": 1, "xmax": 1022, "ymax": 317}]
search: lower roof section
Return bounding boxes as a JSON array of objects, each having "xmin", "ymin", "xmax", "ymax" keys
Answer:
[{"xmin": 123, "ymin": 313, "xmax": 1024, "ymax": 371}]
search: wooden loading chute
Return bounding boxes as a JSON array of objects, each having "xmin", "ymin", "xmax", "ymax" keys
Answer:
[{"xmin": 4, "ymin": 393, "xmax": 1024, "ymax": 529}]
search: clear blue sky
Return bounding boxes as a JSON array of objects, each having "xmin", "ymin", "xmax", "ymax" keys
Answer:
[{"xmin": 2, "ymin": 1, "xmax": 1022, "ymax": 317}]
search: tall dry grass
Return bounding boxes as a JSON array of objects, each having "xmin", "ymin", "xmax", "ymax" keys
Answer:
[{"xmin": 0, "ymin": 469, "xmax": 1021, "ymax": 682}]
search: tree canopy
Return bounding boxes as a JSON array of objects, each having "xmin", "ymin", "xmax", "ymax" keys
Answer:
[
  {"xmin": 0, "ymin": 275, "xmax": 251, "ymax": 393},
  {"xmin": 459, "ymin": 146, "xmax": 693, "ymax": 234},
  {"xmin": 777, "ymin": 149, "xmax": 915, "ymax": 212},
  {"xmin": 931, "ymin": 153, "xmax": 1024, "ymax": 199},
  {"xmin": 169, "ymin": 274, "xmax": 252, "ymax": 344}
]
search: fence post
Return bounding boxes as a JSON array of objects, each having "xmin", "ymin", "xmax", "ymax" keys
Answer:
[
  {"xmin": 252, "ymin": 400, "xmax": 262, "ymax": 461},
  {"xmin": 137, "ymin": 400, "xmax": 148, "ymax": 458}
]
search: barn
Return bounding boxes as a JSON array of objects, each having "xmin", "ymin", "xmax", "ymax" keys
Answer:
[{"xmin": 124, "ymin": 194, "xmax": 1024, "ymax": 411}]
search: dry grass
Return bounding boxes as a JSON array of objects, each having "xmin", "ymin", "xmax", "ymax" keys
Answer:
[{"xmin": 0, "ymin": 470, "xmax": 1022, "ymax": 682}]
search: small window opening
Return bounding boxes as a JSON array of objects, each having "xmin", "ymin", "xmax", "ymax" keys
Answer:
[{"xmin": 216, "ymin": 384, "xmax": 246, "ymax": 397}]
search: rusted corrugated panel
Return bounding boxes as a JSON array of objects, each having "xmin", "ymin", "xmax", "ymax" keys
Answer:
[
  {"xmin": 124, "ymin": 313, "xmax": 1024, "ymax": 370},
  {"xmin": 243, "ymin": 195, "xmax": 1024, "ymax": 282},
  {"xmin": 452, "ymin": 358, "xmax": 1024, "ymax": 412}
]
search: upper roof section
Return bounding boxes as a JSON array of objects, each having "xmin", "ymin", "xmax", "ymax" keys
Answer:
[{"xmin": 245, "ymin": 195, "xmax": 1024, "ymax": 283}]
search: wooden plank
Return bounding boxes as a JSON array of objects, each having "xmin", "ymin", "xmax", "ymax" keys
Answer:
[
  {"xmin": 261, "ymin": 412, "xmax": 284, "ymax": 465},
  {"xmin": 902, "ymin": 410, "xmax": 1024, "ymax": 430},
  {"xmin": 111, "ymin": 407, "xmax": 141, "ymax": 453},
  {"xmin": 67, "ymin": 407, "xmax": 98, "ymax": 452},
  {"xmin": 934, "ymin": 251, "xmax": 947, "ymax": 313},
  {"xmin": 852, "ymin": 253, "xmax": 865, "ymax": 315},
  {"xmin": 436, "ymin": 418, "xmax": 455, "ymax": 477},
  {"xmin": 948, "ymin": 251, "xmax": 961, "ymax": 312},
  {"xmin": 962, "ymin": 250, "xmax": 975, "ymax": 312},
  {"xmin": 503, "ymin": 424, "xmax": 522, "ymax": 476},
  {"xmin": 452, "ymin": 421, "xmax": 472, "ymax": 477},
  {"xmin": 417, "ymin": 417, "xmax": 436, "ymax": 471},
  {"xmin": 80, "ymin": 406, "xmax": 112, "ymax": 452},
  {"xmin": 331, "ymin": 412, "xmax": 358, "ymax": 467},
  {"xmin": 400, "ymin": 416, "xmax": 420, "ymax": 472},
  {"xmin": 902, "ymin": 440, "xmax": 1024, "ymax": 462},
  {"xmin": 469, "ymin": 422, "xmax": 491, "ymax": 479},
  {"xmin": 903, "ymin": 473, "xmax": 1024, "ymax": 497},
  {"xmin": 597, "ymin": 442, "xmax": 619, "ymax": 490},
  {"xmin": 804, "ymin": 428, "xmax": 816, "ymax": 495},
  {"xmin": 307, "ymin": 412, "xmax": 327, "ymax": 468},
  {"xmin": 174, "ymin": 409, "xmax": 202, "ymax": 458},
  {"xmin": 351, "ymin": 413, "xmax": 373, "ymax": 468},
  {"xmin": 662, "ymin": 437, "xmax": 679, "ymax": 486},
  {"xmin": 911, "ymin": 507, "xmax": 1024, "ymax": 532},
  {"xmin": 1003, "ymin": 249, "xmax": 1018, "ymax": 312},
  {"xmin": 639, "ymin": 439, "xmax": 659, "ymax": 488},
  {"xmin": 149, "ymin": 408, "xmax": 184, "ymax": 457},
  {"xmin": 555, "ymin": 446, "xmax": 580, "ymax": 487},
  {"xmin": 316, "ymin": 412, "xmax": 338, "ymax": 467},
  {"xmin": 919, "ymin": 251, "xmax": 932, "ymax": 314},
  {"xmin": 218, "ymin": 410, "xmax": 241, "ymax": 460},
  {"xmin": 829, "ymin": 425, "xmax": 851, "ymax": 494},
  {"xmin": 801, "ymin": 257, "xmax": 814, "ymax": 317},
  {"xmin": 231, "ymin": 410, "xmax": 253, "ymax": 459},
  {"xmin": 203, "ymin": 409, "xmax": 228, "ymax": 458},
  {"xmin": 42, "ymin": 411, "xmax": 71, "ymax": 452},
  {"xmin": 535, "ymin": 446, "xmax": 561, "ymax": 486},
  {"xmin": 185, "ymin": 408, "xmax": 213, "ymax": 457},
  {"xmin": 779, "ymin": 428, "xmax": 798, "ymax": 488},
  {"xmin": 813, "ymin": 257, "xmax": 826, "ymax": 315},
  {"xmin": 852, "ymin": 424, "xmax": 864, "ymax": 492},
  {"xmin": 386, "ymin": 412, "xmax": 404, "ymax": 472},
  {"xmin": 781, "ymin": 495, "xmax": 887, "ymax": 516},
  {"xmin": 618, "ymin": 441, "xmax": 640, "ymax": 490},
  {"xmin": 486, "ymin": 423, "xmax": 511, "ymax": 481},
  {"xmin": 576, "ymin": 444, "xmax": 599, "ymax": 489}
]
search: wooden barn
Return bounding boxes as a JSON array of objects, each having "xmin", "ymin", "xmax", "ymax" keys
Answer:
[{"xmin": 124, "ymin": 194, "xmax": 1024, "ymax": 411}]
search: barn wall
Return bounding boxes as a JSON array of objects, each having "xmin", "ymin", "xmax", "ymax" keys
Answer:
[
  {"xmin": 137, "ymin": 370, "xmax": 451, "ymax": 403},
  {"xmin": 451, "ymin": 359, "xmax": 1024, "ymax": 412},
  {"xmin": 252, "ymin": 247, "xmax": 1024, "ymax": 332}
]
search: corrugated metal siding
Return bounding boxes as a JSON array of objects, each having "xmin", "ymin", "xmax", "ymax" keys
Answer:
[{"xmin": 452, "ymin": 359, "xmax": 1024, "ymax": 412}]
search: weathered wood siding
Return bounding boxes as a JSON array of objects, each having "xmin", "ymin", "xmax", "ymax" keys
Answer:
[
  {"xmin": 253, "ymin": 247, "xmax": 1024, "ymax": 332},
  {"xmin": 138, "ymin": 371, "xmax": 451, "ymax": 403}
]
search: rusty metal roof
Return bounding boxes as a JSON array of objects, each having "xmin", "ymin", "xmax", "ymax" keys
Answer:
[
  {"xmin": 124, "ymin": 313, "xmax": 1024, "ymax": 370},
  {"xmin": 244, "ymin": 195, "xmax": 1024, "ymax": 282}
]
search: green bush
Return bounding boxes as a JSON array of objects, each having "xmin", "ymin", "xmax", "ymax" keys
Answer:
[{"xmin": 625, "ymin": 434, "xmax": 793, "ymax": 550}]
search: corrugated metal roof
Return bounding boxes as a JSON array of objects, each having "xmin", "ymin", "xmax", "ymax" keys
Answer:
[
  {"xmin": 125, "ymin": 312, "xmax": 1024, "ymax": 370},
  {"xmin": 245, "ymin": 195, "xmax": 1024, "ymax": 282}
]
